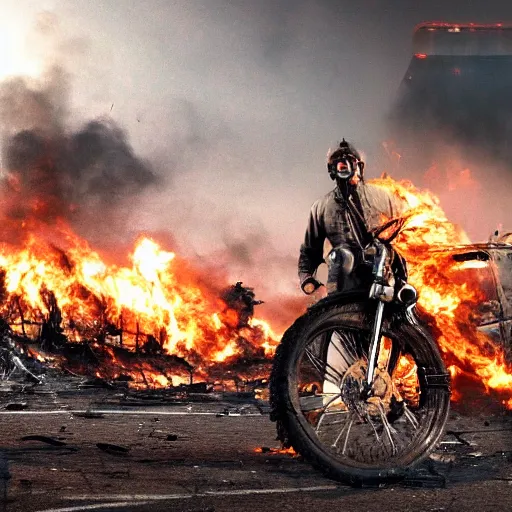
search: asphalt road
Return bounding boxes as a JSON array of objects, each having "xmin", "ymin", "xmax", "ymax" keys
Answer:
[{"xmin": 0, "ymin": 384, "xmax": 511, "ymax": 512}]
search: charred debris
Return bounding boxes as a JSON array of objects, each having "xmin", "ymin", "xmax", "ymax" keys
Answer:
[{"xmin": 0, "ymin": 280, "xmax": 271, "ymax": 402}]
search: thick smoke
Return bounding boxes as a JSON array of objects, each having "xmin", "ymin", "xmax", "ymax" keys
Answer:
[
  {"xmin": 0, "ymin": 69, "xmax": 159, "ymax": 245},
  {"xmin": 387, "ymin": 53, "xmax": 512, "ymax": 241}
]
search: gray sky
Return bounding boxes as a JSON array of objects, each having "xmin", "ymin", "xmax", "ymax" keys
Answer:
[{"xmin": 1, "ymin": 0, "xmax": 511, "ymax": 303}]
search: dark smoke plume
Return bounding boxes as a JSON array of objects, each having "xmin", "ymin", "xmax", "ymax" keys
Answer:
[{"xmin": 0, "ymin": 70, "xmax": 159, "ymax": 244}]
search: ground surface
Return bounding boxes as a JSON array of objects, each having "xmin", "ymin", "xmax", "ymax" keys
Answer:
[{"xmin": 0, "ymin": 375, "xmax": 511, "ymax": 512}]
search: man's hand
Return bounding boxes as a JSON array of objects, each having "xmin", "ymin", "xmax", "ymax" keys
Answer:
[{"xmin": 301, "ymin": 277, "xmax": 323, "ymax": 295}]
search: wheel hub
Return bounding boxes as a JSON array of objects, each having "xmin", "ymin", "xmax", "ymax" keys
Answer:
[{"xmin": 340, "ymin": 360, "xmax": 395, "ymax": 417}]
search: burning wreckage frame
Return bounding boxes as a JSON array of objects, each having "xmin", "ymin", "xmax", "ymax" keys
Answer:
[
  {"xmin": 0, "ymin": 280, "xmax": 270, "ymax": 392},
  {"xmin": 449, "ymin": 235, "xmax": 512, "ymax": 364}
]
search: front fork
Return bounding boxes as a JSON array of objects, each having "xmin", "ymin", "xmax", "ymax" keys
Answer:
[
  {"xmin": 364, "ymin": 241, "xmax": 391, "ymax": 394},
  {"xmin": 366, "ymin": 300, "xmax": 385, "ymax": 389}
]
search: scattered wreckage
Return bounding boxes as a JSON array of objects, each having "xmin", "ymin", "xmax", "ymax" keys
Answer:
[{"xmin": 0, "ymin": 281, "xmax": 269, "ymax": 395}]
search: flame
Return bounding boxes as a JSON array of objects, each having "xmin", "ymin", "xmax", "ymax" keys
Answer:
[
  {"xmin": 0, "ymin": 220, "xmax": 280, "ymax": 386},
  {"xmin": 372, "ymin": 176, "xmax": 512, "ymax": 407},
  {"xmin": 1, "ymin": 163, "xmax": 510, "ymax": 406},
  {"xmin": 254, "ymin": 446, "xmax": 297, "ymax": 456}
]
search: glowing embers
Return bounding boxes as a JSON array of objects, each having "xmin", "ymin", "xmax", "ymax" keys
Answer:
[{"xmin": 254, "ymin": 446, "xmax": 297, "ymax": 456}]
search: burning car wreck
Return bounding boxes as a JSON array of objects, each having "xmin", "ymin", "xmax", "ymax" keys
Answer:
[{"xmin": 444, "ymin": 238, "xmax": 512, "ymax": 364}]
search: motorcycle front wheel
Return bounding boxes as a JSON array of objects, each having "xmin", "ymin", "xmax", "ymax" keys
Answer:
[{"xmin": 270, "ymin": 300, "xmax": 450, "ymax": 486}]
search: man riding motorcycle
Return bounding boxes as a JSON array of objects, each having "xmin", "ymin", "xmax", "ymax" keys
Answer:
[
  {"xmin": 299, "ymin": 139, "xmax": 403, "ymax": 295},
  {"xmin": 271, "ymin": 139, "xmax": 450, "ymax": 485}
]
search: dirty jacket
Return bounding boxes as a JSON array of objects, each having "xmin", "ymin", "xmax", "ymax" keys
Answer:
[{"xmin": 298, "ymin": 181, "xmax": 403, "ymax": 289}]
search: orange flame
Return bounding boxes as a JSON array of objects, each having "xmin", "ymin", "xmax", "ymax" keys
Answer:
[
  {"xmin": 372, "ymin": 176, "xmax": 512, "ymax": 407},
  {"xmin": 0, "ymin": 220, "xmax": 280, "ymax": 386},
  {"xmin": 254, "ymin": 446, "xmax": 297, "ymax": 456}
]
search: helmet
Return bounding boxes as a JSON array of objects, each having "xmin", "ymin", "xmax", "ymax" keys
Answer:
[{"xmin": 327, "ymin": 139, "xmax": 365, "ymax": 181}]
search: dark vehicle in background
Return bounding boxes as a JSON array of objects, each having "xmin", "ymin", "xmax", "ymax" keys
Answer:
[{"xmin": 389, "ymin": 22, "xmax": 512, "ymax": 166}]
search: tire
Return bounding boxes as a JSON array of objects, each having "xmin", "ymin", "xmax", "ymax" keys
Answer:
[{"xmin": 269, "ymin": 299, "xmax": 450, "ymax": 486}]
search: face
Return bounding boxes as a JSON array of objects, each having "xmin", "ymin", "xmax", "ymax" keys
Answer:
[{"xmin": 335, "ymin": 160, "xmax": 361, "ymax": 186}]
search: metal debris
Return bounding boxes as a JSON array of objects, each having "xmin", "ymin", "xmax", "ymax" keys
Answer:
[
  {"xmin": 4, "ymin": 402, "xmax": 28, "ymax": 411},
  {"xmin": 445, "ymin": 430, "xmax": 472, "ymax": 446},
  {"xmin": 96, "ymin": 443, "xmax": 130, "ymax": 455},
  {"xmin": 20, "ymin": 435, "xmax": 67, "ymax": 447}
]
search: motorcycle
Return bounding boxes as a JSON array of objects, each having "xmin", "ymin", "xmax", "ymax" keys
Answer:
[{"xmin": 269, "ymin": 217, "xmax": 451, "ymax": 485}]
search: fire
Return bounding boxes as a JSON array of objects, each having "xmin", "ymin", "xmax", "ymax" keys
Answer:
[
  {"xmin": 1, "ymin": 159, "xmax": 510, "ymax": 407},
  {"xmin": 0, "ymin": 220, "xmax": 280, "ymax": 386},
  {"xmin": 372, "ymin": 176, "xmax": 512, "ymax": 407},
  {"xmin": 254, "ymin": 446, "xmax": 297, "ymax": 456}
]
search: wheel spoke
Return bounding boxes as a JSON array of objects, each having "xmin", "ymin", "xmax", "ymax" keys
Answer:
[
  {"xmin": 375, "ymin": 400, "xmax": 398, "ymax": 456},
  {"xmin": 332, "ymin": 415, "xmax": 354, "ymax": 451},
  {"xmin": 305, "ymin": 346, "xmax": 344, "ymax": 385},
  {"xmin": 403, "ymin": 404, "xmax": 420, "ymax": 430},
  {"xmin": 330, "ymin": 330, "xmax": 359, "ymax": 365},
  {"xmin": 341, "ymin": 419, "xmax": 354, "ymax": 455},
  {"xmin": 314, "ymin": 393, "xmax": 345, "ymax": 432}
]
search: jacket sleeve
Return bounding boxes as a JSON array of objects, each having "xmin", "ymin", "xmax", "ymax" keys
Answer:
[{"xmin": 298, "ymin": 201, "xmax": 326, "ymax": 285}]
